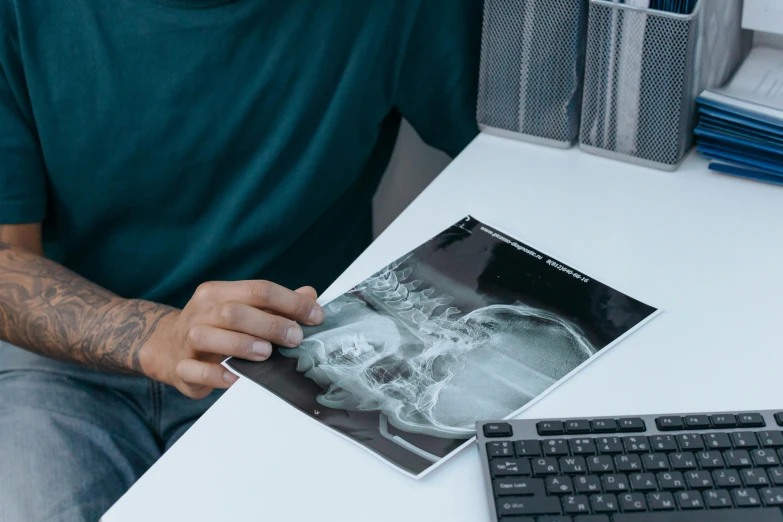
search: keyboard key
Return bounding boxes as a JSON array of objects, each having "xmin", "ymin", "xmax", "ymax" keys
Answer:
[
  {"xmin": 675, "ymin": 490, "xmax": 704, "ymax": 509},
  {"xmin": 532, "ymin": 457, "xmax": 559, "ymax": 476},
  {"xmin": 574, "ymin": 517, "xmax": 609, "ymax": 522},
  {"xmin": 704, "ymin": 432, "xmax": 732, "ymax": 450},
  {"xmin": 656, "ymin": 416, "xmax": 684, "ymax": 431},
  {"xmin": 574, "ymin": 475, "xmax": 602, "ymax": 494},
  {"xmin": 711, "ymin": 414, "xmax": 738, "ymax": 428},
  {"xmin": 761, "ymin": 487, "xmax": 783, "ymax": 506},
  {"xmin": 713, "ymin": 469, "xmax": 742, "ymax": 487},
  {"xmin": 732, "ymin": 431, "xmax": 759, "ymax": 449},
  {"xmin": 491, "ymin": 458, "xmax": 532, "ymax": 477},
  {"xmin": 669, "ymin": 452, "xmax": 697, "ymax": 471},
  {"xmin": 559, "ymin": 456, "xmax": 587, "ymax": 474},
  {"xmin": 565, "ymin": 419, "xmax": 591, "ymax": 434},
  {"xmin": 643, "ymin": 453, "xmax": 669, "ymax": 471},
  {"xmin": 623, "ymin": 436, "xmax": 650, "ymax": 453},
  {"xmin": 514, "ymin": 440, "xmax": 542, "ymax": 457},
  {"xmin": 619, "ymin": 492, "xmax": 647, "ymax": 511},
  {"xmin": 684, "ymin": 415, "xmax": 710, "ymax": 429},
  {"xmin": 563, "ymin": 495, "xmax": 590, "ymax": 515},
  {"xmin": 650, "ymin": 435, "xmax": 677, "ymax": 452},
  {"xmin": 739, "ymin": 413, "xmax": 766, "ymax": 428},
  {"xmin": 537, "ymin": 517, "xmax": 573, "ymax": 522},
  {"xmin": 544, "ymin": 439, "xmax": 570, "ymax": 457},
  {"xmin": 657, "ymin": 471, "xmax": 685, "ymax": 490},
  {"xmin": 613, "ymin": 457, "xmax": 641, "ymax": 476},
  {"xmin": 587, "ymin": 456, "xmax": 614, "ymax": 474},
  {"xmin": 704, "ymin": 489, "xmax": 733, "ymax": 508},
  {"xmin": 619, "ymin": 418, "xmax": 646, "ymax": 432},
  {"xmin": 647, "ymin": 492, "xmax": 676, "ymax": 510},
  {"xmin": 596, "ymin": 437, "xmax": 624, "ymax": 455},
  {"xmin": 676, "ymin": 434, "xmax": 704, "ymax": 451},
  {"xmin": 755, "ymin": 449, "xmax": 781, "ymax": 467},
  {"xmin": 776, "ymin": 413, "xmax": 783, "ymax": 426},
  {"xmin": 546, "ymin": 476, "xmax": 574, "ymax": 495},
  {"xmin": 602, "ymin": 474, "xmax": 629, "ymax": 493},
  {"xmin": 725, "ymin": 450, "xmax": 753, "ymax": 468},
  {"xmin": 590, "ymin": 494, "xmax": 618, "ymax": 513},
  {"xmin": 743, "ymin": 468, "xmax": 770, "ymax": 486},
  {"xmin": 630, "ymin": 473, "xmax": 657, "ymax": 491},
  {"xmin": 732, "ymin": 487, "xmax": 763, "ymax": 507},
  {"xmin": 591, "ymin": 419, "xmax": 618, "ymax": 433},
  {"xmin": 769, "ymin": 468, "xmax": 783, "ymax": 485},
  {"xmin": 496, "ymin": 496, "xmax": 562, "ymax": 516},
  {"xmin": 569, "ymin": 438, "xmax": 596, "ymax": 456},
  {"xmin": 483, "ymin": 422, "xmax": 512, "ymax": 437},
  {"xmin": 614, "ymin": 509, "xmax": 783, "ymax": 521},
  {"xmin": 538, "ymin": 421, "xmax": 565, "ymax": 435},
  {"xmin": 493, "ymin": 477, "xmax": 545, "ymax": 496},
  {"xmin": 696, "ymin": 451, "xmax": 724, "ymax": 469},
  {"xmin": 487, "ymin": 441, "xmax": 514, "ymax": 458},
  {"xmin": 685, "ymin": 470, "xmax": 713, "ymax": 489},
  {"xmin": 760, "ymin": 431, "xmax": 783, "ymax": 448}
]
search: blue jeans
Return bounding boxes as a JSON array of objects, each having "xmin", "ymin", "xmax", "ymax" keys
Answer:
[{"xmin": 0, "ymin": 342, "xmax": 223, "ymax": 522}]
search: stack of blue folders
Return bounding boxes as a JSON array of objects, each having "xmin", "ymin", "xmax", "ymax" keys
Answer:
[{"xmin": 695, "ymin": 47, "xmax": 783, "ymax": 186}]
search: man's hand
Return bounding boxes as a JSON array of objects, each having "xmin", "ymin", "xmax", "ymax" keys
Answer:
[
  {"xmin": 140, "ymin": 281, "xmax": 324, "ymax": 399},
  {"xmin": 0, "ymin": 223, "xmax": 324, "ymax": 398}
]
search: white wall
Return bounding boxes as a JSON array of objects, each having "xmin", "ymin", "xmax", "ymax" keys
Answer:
[
  {"xmin": 754, "ymin": 30, "xmax": 783, "ymax": 48},
  {"xmin": 372, "ymin": 120, "xmax": 452, "ymax": 237}
]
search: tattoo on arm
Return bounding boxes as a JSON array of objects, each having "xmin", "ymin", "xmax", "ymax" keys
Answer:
[{"xmin": 0, "ymin": 231, "xmax": 176, "ymax": 374}]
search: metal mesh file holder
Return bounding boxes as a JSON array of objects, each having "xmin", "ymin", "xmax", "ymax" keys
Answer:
[
  {"xmin": 476, "ymin": 0, "xmax": 590, "ymax": 148},
  {"xmin": 579, "ymin": 0, "xmax": 748, "ymax": 171}
]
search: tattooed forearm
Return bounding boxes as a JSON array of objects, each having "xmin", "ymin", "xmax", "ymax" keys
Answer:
[{"xmin": 0, "ymin": 246, "xmax": 177, "ymax": 374}]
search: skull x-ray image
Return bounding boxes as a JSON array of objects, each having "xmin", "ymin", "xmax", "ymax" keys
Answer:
[{"xmin": 228, "ymin": 216, "xmax": 658, "ymax": 477}]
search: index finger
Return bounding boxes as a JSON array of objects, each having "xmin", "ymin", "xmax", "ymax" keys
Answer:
[{"xmin": 215, "ymin": 280, "xmax": 323, "ymax": 325}]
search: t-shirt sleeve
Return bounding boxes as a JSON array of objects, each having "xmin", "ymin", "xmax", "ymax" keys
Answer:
[
  {"xmin": 394, "ymin": 0, "xmax": 484, "ymax": 158},
  {"xmin": 0, "ymin": 22, "xmax": 47, "ymax": 224}
]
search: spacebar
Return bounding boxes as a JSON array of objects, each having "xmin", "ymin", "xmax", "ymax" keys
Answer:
[{"xmin": 614, "ymin": 508, "xmax": 783, "ymax": 522}]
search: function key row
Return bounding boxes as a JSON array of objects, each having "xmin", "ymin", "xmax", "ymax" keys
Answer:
[
  {"xmin": 657, "ymin": 413, "xmax": 773, "ymax": 431},
  {"xmin": 531, "ymin": 412, "xmax": 783, "ymax": 437},
  {"xmin": 538, "ymin": 418, "xmax": 646, "ymax": 436}
]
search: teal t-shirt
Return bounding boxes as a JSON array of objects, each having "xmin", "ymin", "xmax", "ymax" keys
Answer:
[{"xmin": 0, "ymin": 0, "xmax": 481, "ymax": 308}]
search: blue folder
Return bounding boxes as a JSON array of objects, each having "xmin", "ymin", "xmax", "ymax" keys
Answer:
[
  {"xmin": 697, "ymin": 144, "xmax": 783, "ymax": 176},
  {"xmin": 694, "ymin": 127, "xmax": 783, "ymax": 158},
  {"xmin": 697, "ymin": 118, "xmax": 783, "ymax": 145},
  {"xmin": 709, "ymin": 162, "xmax": 783, "ymax": 187}
]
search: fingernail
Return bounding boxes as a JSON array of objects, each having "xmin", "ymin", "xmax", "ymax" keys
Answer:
[
  {"xmin": 286, "ymin": 326, "xmax": 303, "ymax": 346},
  {"xmin": 252, "ymin": 341, "xmax": 272, "ymax": 359},
  {"xmin": 308, "ymin": 305, "xmax": 324, "ymax": 325},
  {"xmin": 223, "ymin": 370, "xmax": 238, "ymax": 384}
]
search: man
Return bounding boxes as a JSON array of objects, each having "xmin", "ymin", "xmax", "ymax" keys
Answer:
[{"xmin": 0, "ymin": 0, "xmax": 482, "ymax": 520}]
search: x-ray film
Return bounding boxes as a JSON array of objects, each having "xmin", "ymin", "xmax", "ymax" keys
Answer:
[{"xmin": 226, "ymin": 216, "xmax": 659, "ymax": 478}]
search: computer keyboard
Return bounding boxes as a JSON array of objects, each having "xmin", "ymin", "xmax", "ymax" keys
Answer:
[{"xmin": 476, "ymin": 409, "xmax": 783, "ymax": 521}]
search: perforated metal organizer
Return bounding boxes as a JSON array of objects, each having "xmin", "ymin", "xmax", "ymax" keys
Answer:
[
  {"xmin": 476, "ymin": 0, "xmax": 590, "ymax": 148},
  {"xmin": 579, "ymin": 0, "xmax": 749, "ymax": 171}
]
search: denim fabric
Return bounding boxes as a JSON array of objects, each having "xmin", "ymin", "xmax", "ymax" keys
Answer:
[{"xmin": 0, "ymin": 342, "xmax": 223, "ymax": 522}]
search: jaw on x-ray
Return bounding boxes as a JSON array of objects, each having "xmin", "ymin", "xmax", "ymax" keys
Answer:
[{"xmin": 279, "ymin": 253, "xmax": 597, "ymax": 442}]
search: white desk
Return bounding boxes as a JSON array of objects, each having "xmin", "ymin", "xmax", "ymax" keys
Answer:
[{"xmin": 103, "ymin": 133, "xmax": 783, "ymax": 522}]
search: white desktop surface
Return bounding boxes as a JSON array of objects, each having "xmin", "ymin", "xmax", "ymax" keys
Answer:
[{"xmin": 103, "ymin": 133, "xmax": 783, "ymax": 522}]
